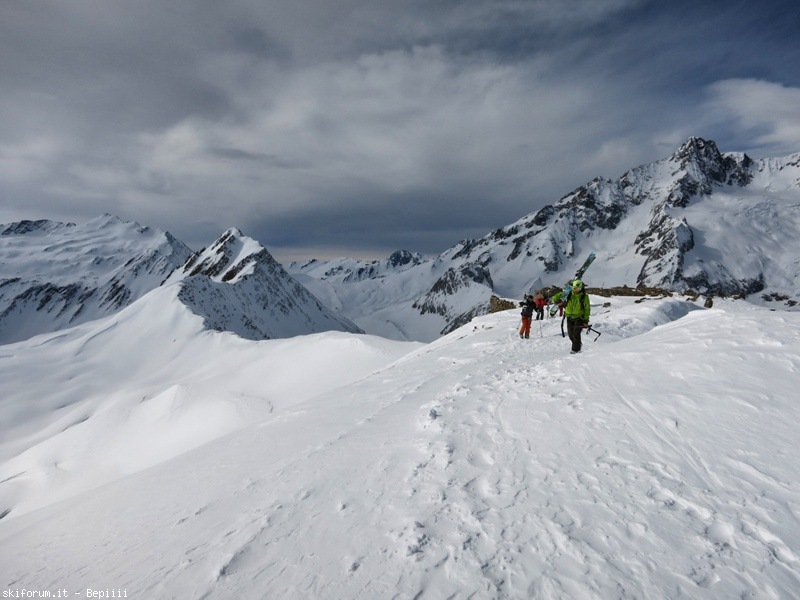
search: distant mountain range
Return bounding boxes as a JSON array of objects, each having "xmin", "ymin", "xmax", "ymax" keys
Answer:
[
  {"xmin": 2, "ymin": 138, "xmax": 798, "ymax": 344},
  {"xmin": 0, "ymin": 217, "xmax": 359, "ymax": 345},
  {"xmin": 289, "ymin": 137, "xmax": 800, "ymax": 340}
]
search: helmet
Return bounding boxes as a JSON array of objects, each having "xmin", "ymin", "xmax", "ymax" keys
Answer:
[{"xmin": 572, "ymin": 279, "xmax": 584, "ymax": 289}]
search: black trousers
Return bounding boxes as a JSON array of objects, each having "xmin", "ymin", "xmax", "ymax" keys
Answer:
[{"xmin": 566, "ymin": 318, "xmax": 584, "ymax": 352}]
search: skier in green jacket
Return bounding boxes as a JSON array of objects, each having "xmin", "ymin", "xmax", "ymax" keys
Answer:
[{"xmin": 560, "ymin": 279, "xmax": 591, "ymax": 353}]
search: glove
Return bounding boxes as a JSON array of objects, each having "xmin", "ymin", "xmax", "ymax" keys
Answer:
[{"xmin": 582, "ymin": 321, "xmax": 590, "ymax": 328}]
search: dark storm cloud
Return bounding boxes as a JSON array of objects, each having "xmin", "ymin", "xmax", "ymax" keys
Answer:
[{"xmin": 1, "ymin": 0, "xmax": 799, "ymax": 261}]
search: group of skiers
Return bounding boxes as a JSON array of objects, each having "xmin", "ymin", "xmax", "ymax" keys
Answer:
[{"xmin": 519, "ymin": 280, "xmax": 591, "ymax": 354}]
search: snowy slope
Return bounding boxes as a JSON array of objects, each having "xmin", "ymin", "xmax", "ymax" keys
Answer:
[
  {"xmin": 0, "ymin": 215, "xmax": 192, "ymax": 344},
  {"xmin": 2, "ymin": 296, "xmax": 799, "ymax": 599},
  {"xmin": 0, "ymin": 283, "xmax": 418, "ymax": 519},
  {"xmin": 166, "ymin": 228, "xmax": 362, "ymax": 339}
]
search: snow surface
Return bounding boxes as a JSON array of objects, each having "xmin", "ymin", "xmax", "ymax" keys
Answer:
[
  {"xmin": 0, "ymin": 283, "xmax": 418, "ymax": 518},
  {"xmin": 2, "ymin": 295, "xmax": 800, "ymax": 599}
]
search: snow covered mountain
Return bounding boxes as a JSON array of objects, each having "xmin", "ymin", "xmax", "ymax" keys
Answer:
[
  {"xmin": 0, "ymin": 217, "xmax": 361, "ymax": 345},
  {"xmin": 3, "ymin": 138, "xmax": 800, "ymax": 598},
  {"xmin": 5, "ymin": 138, "xmax": 795, "ymax": 346},
  {"xmin": 290, "ymin": 138, "xmax": 800, "ymax": 341},
  {"xmin": 451, "ymin": 137, "xmax": 800, "ymax": 299},
  {"xmin": 164, "ymin": 227, "xmax": 362, "ymax": 339},
  {"xmin": 290, "ymin": 255, "xmax": 495, "ymax": 342},
  {"xmin": 0, "ymin": 214, "xmax": 192, "ymax": 344},
  {"xmin": 2, "ymin": 295, "xmax": 799, "ymax": 598}
]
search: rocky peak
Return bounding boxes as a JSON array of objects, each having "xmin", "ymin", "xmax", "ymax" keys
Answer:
[
  {"xmin": 1, "ymin": 219, "xmax": 75, "ymax": 236},
  {"xmin": 171, "ymin": 228, "xmax": 362, "ymax": 340},
  {"xmin": 673, "ymin": 137, "xmax": 723, "ymax": 165},
  {"xmin": 388, "ymin": 250, "xmax": 422, "ymax": 268},
  {"xmin": 668, "ymin": 136, "xmax": 755, "ymax": 192},
  {"xmin": 173, "ymin": 228, "xmax": 263, "ymax": 283}
]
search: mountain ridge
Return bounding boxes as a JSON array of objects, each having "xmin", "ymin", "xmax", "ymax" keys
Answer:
[
  {"xmin": 0, "ymin": 214, "xmax": 193, "ymax": 344},
  {"xmin": 2, "ymin": 137, "xmax": 798, "ymax": 345},
  {"xmin": 290, "ymin": 137, "xmax": 800, "ymax": 340},
  {"xmin": 3, "ymin": 297, "xmax": 799, "ymax": 598}
]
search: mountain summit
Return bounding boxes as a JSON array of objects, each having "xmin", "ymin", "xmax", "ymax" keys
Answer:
[{"xmin": 165, "ymin": 228, "xmax": 362, "ymax": 340}]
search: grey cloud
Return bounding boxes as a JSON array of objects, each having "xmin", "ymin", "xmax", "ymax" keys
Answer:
[{"xmin": 1, "ymin": 0, "xmax": 799, "ymax": 261}]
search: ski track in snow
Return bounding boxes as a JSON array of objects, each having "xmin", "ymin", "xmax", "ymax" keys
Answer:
[{"xmin": 2, "ymin": 299, "xmax": 800, "ymax": 599}]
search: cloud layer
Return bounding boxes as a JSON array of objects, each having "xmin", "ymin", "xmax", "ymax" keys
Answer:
[{"xmin": 2, "ymin": 0, "xmax": 799, "ymax": 260}]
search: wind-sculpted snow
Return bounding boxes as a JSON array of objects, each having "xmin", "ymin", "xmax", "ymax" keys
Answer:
[
  {"xmin": 0, "ymin": 283, "xmax": 417, "ymax": 518},
  {"xmin": 590, "ymin": 297, "xmax": 706, "ymax": 339},
  {"xmin": 2, "ymin": 295, "xmax": 799, "ymax": 598}
]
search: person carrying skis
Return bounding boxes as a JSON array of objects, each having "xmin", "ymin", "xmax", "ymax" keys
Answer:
[
  {"xmin": 519, "ymin": 294, "xmax": 536, "ymax": 339},
  {"xmin": 561, "ymin": 279, "xmax": 591, "ymax": 353}
]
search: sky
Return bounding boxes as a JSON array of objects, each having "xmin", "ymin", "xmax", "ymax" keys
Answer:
[{"xmin": 2, "ymin": 0, "xmax": 800, "ymax": 262}]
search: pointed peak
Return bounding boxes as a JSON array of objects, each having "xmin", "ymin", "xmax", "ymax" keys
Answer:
[
  {"xmin": 387, "ymin": 249, "xmax": 423, "ymax": 267},
  {"xmin": 174, "ymin": 227, "xmax": 272, "ymax": 284},
  {"xmin": 212, "ymin": 227, "xmax": 244, "ymax": 245},
  {"xmin": 87, "ymin": 214, "xmax": 126, "ymax": 227},
  {"xmin": 221, "ymin": 226, "xmax": 245, "ymax": 238},
  {"xmin": 675, "ymin": 137, "xmax": 721, "ymax": 159},
  {"xmin": 208, "ymin": 227, "xmax": 266, "ymax": 255}
]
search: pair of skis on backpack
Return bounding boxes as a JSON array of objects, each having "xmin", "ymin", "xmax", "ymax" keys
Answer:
[
  {"xmin": 548, "ymin": 252, "xmax": 596, "ymax": 317},
  {"xmin": 548, "ymin": 252, "xmax": 601, "ymax": 342}
]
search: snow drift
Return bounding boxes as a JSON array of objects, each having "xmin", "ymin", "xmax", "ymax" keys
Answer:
[{"xmin": 0, "ymin": 282, "xmax": 418, "ymax": 519}]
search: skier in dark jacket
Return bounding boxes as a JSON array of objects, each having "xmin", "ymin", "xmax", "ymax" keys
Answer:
[
  {"xmin": 519, "ymin": 294, "xmax": 535, "ymax": 339},
  {"xmin": 561, "ymin": 279, "xmax": 591, "ymax": 353}
]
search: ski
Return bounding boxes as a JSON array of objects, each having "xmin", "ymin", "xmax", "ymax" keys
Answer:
[{"xmin": 549, "ymin": 252, "xmax": 596, "ymax": 316}]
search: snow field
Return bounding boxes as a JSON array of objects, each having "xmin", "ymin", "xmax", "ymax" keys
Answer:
[
  {"xmin": 0, "ymin": 284, "xmax": 420, "ymax": 518},
  {"xmin": 1, "ymin": 295, "xmax": 800, "ymax": 599}
]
